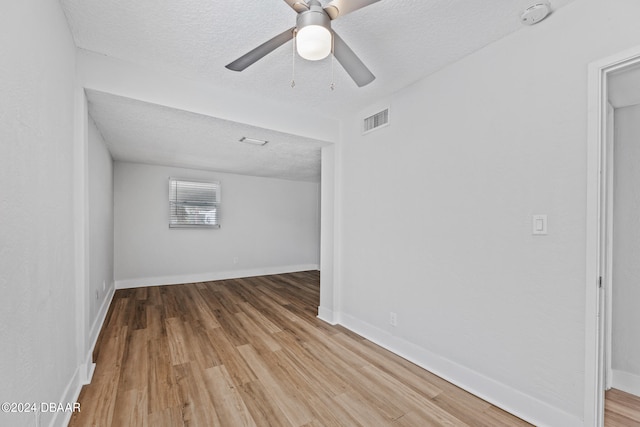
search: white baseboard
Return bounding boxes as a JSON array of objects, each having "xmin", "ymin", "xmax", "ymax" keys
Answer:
[
  {"xmin": 48, "ymin": 363, "xmax": 82, "ymax": 427},
  {"xmin": 612, "ymin": 369, "xmax": 640, "ymax": 397},
  {"xmin": 88, "ymin": 284, "xmax": 116, "ymax": 367},
  {"xmin": 49, "ymin": 285, "xmax": 115, "ymax": 427},
  {"xmin": 115, "ymin": 264, "xmax": 319, "ymax": 289},
  {"xmin": 317, "ymin": 306, "xmax": 338, "ymax": 325},
  {"xmin": 337, "ymin": 312, "xmax": 582, "ymax": 427}
]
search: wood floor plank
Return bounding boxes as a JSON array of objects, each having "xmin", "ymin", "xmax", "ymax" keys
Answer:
[
  {"xmin": 606, "ymin": 388, "xmax": 640, "ymax": 426},
  {"xmin": 135, "ymin": 287, "xmax": 148, "ymax": 301},
  {"xmin": 265, "ymin": 349, "xmax": 354, "ymax": 426},
  {"xmin": 110, "ymin": 388, "xmax": 148, "ymax": 427},
  {"xmin": 429, "ymin": 392, "xmax": 498, "ymax": 427},
  {"xmin": 213, "ymin": 283, "xmax": 244, "ymax": 314},
  {"xmin": 392, "ymin": 410, "xmax": 447, "ymax": 427},
  {"xmin": 147, "ymin": 337, "xmax": 181, "ymax": 416},
  {"xmin": 185, "ymin": 285, "xmax": 221, "ymax": 329},
  {"xmin": 148, "ymin": 407, "xmax": 183, "ymax": 427},
  {"xmin": 131, "ymin": 299, "xmax": 147, "ymax": 330},
  {"xmin": 204, "ymin": 325, "xmax": 257, "ymax": 386},
  {"xmin": 297, "ymin": 339, "xmax": 409, "ymax": 421},
  {"xmin": 146, "ymin": 286, "xmax": 162, "ymax": 306},
  {"xmin": 180, "ymin": 319, "xmax": 221, "ymax": 370},
  {"xmin": 333, "ymin": 391, "xmax": 395, "ymax": 426},
  {"xmin": 203, "ymin": 365, "xmax": 257, "ymax": 427},
  {"xmin": 164, "ymin": 317, "xmax": 190, "ymax": 366},
  {"xmin": 145, "ymin": 303, "xmax": 165, "ymax": 339},
  {"xmin": 333, "ymin": 332, "xmax": 443, "ymax": 399},
  {"xmin": 234, "ymin": 311, "xmax": 282, "ymax": 353},
  {"xmin": 71, "ymin": 271, "xmax": 587, "ymax": 427},
  {"xmin": 210, "ymin": 299, "xmax": 251, "ymax": 347},
  {"xmin": 237, "ymin": 344, "xmax": 315, "ymax": 426},
  {"xmin": 359, "ymin": 364, "xmax": 466, "ymax": 425},
  {"xmin": 254, "ymin": 283, "xmax": 292, "ymax": 306},
  {"xmin": 272, "ymin": 330, "xmax": 351, "ymax": 397},
  {"xmin": 118, "ymin": 328, "xmax": 148, "ymax": 392},
  {"xmin": 605, "ymin": 410, "xmax": 640, "ymax": 427},
  {"xmin": 174, "ymin": 362, "xmax": 222, "ymax": 427},
  {"xmin": 159, "ymin": 287, "xmax": 181, "ymax": 319},
  {"xmin": 237, "ymin": 300, "xmax": 283, "ymax": 335},
  {"xmin": 236, "ymin": 380, "xmax": 292, "ymax": 427},
  {"xmin": 104, "ymin": 298, "xmax": 130, "ymax": 332}
]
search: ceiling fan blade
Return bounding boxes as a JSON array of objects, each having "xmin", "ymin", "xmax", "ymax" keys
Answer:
[
  {"xmin": 332, "ymin": 32, "xmax": 375, "ymax": 87},
  {"xmin": 324, "ymin": 0, "xmax": 381, "ymax": 20},
  {"xmin": 226, "ymin": 27, "xmax": 295, "ymax": 71},
  {"xmin": 283, "ymin": 0, "xmax": 310, "ymax": 13}
]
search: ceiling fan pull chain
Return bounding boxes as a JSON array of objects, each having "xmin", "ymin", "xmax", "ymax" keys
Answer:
[{"xmin": 291, "ymin": 29, "xmax": 297, "ymax": 88}]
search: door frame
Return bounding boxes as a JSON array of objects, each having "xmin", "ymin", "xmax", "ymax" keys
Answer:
[
  {"xmin": 603, "ymin": 102, "xmax": 615, "ymax": 392},
  {"xmin": 585, "ymin": 45, "xmax": 640, "ymax": 427}
]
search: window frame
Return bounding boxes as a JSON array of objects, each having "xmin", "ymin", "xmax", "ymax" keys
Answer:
[{"xmin": 168, "ymin": 177, "xmax": 221, "ymax": 229}]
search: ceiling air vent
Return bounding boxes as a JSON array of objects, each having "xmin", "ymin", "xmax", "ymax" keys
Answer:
[{"xmin": 363, "ymin": 108, "xmax": 389, "ymax": 134}]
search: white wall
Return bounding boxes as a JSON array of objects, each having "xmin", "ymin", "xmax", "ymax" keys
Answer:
[
  {"xmin": 612, "ymin": 103, "xmax": 640, "ymax": 396},
  {"xmin": 114, "ymin": 162, "xmax": 320, "ymax": 287},
  {"xmin": 334, "ymin": 0, "xmax": 640, "ymax": 425},
  {"xmin": 88, "ymin": 117, "xmax": 114, "ymax": 346},
  {"xmin": 319, "ymin": 145, "xmax": 336, "ymax": 322},
  {"xmin": 0, "ymin": 2, "xmax": 78, "ymax": 427}
]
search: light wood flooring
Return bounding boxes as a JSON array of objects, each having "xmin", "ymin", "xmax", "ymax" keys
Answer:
[
  {"xmin": 69, "ymin": 270, "xmax": 635, "ymax": 426},
  {"xmin": 605, "ymin": 388, "xmax": 640, "ymax": 426}
]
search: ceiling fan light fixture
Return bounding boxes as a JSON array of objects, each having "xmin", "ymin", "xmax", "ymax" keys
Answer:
[
  {"xmin": 297, "ymin": 25, "xmax": 332, "ymax": 60},
  {"xmin": 296, "ymin": 8, "xmax": 332, "ymax": 61}
]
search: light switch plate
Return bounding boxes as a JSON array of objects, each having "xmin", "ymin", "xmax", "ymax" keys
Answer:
[{"xmin": 532, "ymin": 214, "xmax": 548, "ymax": 235}]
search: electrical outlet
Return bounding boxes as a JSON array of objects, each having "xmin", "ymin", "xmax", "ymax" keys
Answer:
[
  {"xmin": 390, "ymin": 312, "xmax": 397, "ymax": 327},
  {"xmin": 233, "ymin": 257, "xmax": 239, "ymax": 265}
]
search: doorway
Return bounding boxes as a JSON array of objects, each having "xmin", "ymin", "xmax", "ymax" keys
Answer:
[{"xmin": 586, "ymin": 47, "xmax": 640, "ymax": 427}]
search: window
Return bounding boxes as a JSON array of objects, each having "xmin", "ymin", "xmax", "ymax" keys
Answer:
[{"xmin": 169, "ymin": 178, "xmax": 220, "ymax": 228}]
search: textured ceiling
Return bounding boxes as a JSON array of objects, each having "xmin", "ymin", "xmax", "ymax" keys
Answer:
[
  {"xmin": 61, "ymin": 0, "xmax": 579, "ymax": 180},
  {"xmin": 87, "ymin": 90, "xmax": 327, "ymax": 182}
]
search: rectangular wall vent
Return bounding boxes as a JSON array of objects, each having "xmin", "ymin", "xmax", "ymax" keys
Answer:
[{"xmin": 363, "ymin": 108, "xmax": 389, "ymax": 134}]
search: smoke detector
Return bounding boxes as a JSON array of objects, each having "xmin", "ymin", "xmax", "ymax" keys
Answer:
[{"xmin": 520, "ymin": 1, "xmax": 552, "ymax": 25}]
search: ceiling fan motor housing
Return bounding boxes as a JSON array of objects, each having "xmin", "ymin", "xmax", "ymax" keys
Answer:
[{"xmin": 296, "ymin": 3, "xmax": 331, "ymax": 32}]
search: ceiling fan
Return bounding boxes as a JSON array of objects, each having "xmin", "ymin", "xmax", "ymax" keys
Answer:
[{"xmin": 225, "ymin": 0, "xmax": 381, "ymax": 87}]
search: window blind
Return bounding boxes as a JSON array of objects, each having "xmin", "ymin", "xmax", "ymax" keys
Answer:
[{"xmin": 169, "ymin": 178, "xmax": 220, "ymax": 228}]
